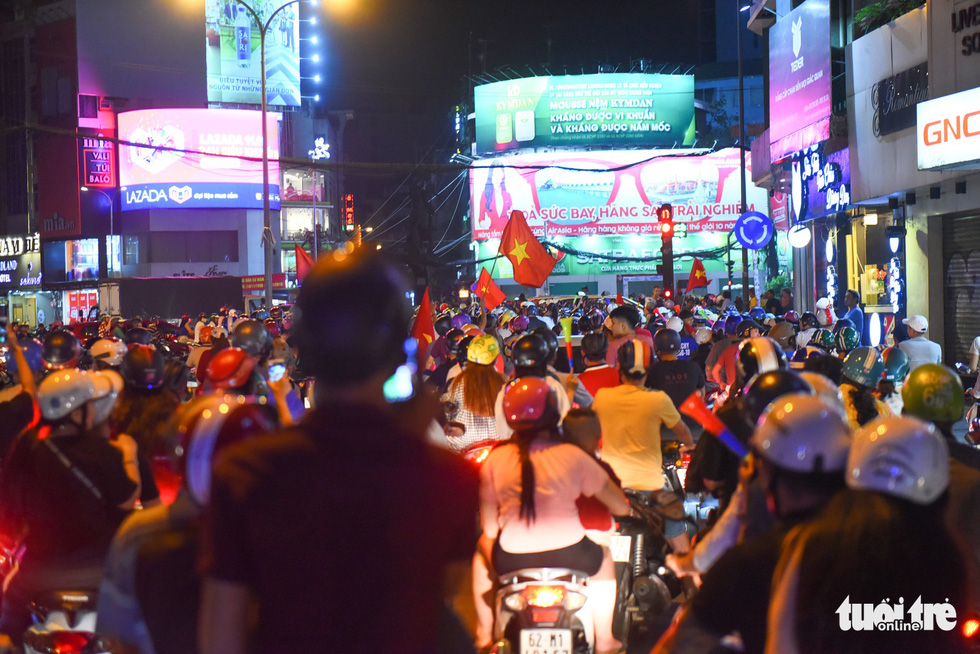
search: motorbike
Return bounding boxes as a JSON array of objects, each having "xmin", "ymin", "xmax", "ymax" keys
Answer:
[
  {"xmin": 490, "ymin": 567, "xmax": 594, "ymax": 654},
  {"xmin": 661, "ymin": 442, "xmax": 719, "ymax": 538},
  {"xmin": 21, "ymin": 590, "xmax": 110, "ymax": 654},
  {"xmin": 609, "ymin": 490, "xmax": 680, "ymax": 646}
]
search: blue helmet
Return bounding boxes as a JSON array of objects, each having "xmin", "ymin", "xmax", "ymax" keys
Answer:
[
  {"xmin": 749, "ymin": 307, "xmax": 767, "ymax": 322},
  {"xmin": 724, "ymin": 314, "xmax": 741, "ymax": 336},
  {"xmin": 4, "ymin": 337, "xmax": 44, "ymax": 384}
]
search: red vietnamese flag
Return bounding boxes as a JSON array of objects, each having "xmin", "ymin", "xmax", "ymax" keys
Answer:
[
  {"xmin": 294, "ymin": 244, "xmax": 316, "ymax": 284},
  {"xmin": 499, "ymin": 210, "xmax": 556, "ymax": 288},
  {"xmin": 410, "ymin": 288, "xmax": 436, "ymax": 355},
  {"xmin": 685, "ymin": 258, "xmax": 710, "ymax": 294},
  {"xmin": 474, "ymin": 267, "xmax": 506, "ymax": 310}
]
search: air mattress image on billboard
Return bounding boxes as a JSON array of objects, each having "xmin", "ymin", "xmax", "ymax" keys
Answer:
[
  {"xmin": 474, "ymin": 74, "xmax": 695, "ymax": 154},
  {"xmin": 118, "ymin": 108, "xmax": 281, "ymax": 211},
  {"xmin": 206, "ymin": 0, "xmax": 300, "ymax": 106}
]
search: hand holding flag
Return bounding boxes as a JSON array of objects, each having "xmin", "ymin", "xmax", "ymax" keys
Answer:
[{"xmin": 473, "ymin": 267, "xmax": 506, "ymax": 310}]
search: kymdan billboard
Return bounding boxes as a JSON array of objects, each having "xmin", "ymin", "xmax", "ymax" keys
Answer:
[
  {"xmin": 474, "ymin": 74, "xmax": 695, "ymax": 154},
  {"xmin": 769, "ymin": 0, "xmax": 832, "ymax": 161},
  {"xmin": 470, "ymin": 148, "xmax": 770, "ymax": 240},
  {"xmin": 118, "ymin": 108, "xmax": 281, "ymax": 211}
]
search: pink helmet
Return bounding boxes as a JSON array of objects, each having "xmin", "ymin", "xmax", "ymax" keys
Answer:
[{"xmin": 502, "ymin": 377, "xmax": 559, "ymax": 432}]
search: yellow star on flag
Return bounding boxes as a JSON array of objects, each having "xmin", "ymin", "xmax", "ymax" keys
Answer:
[
  {"xmin": 481, "ymin": 285, "xmax": 489, "ymax": 293},
  {"xmin": 509, "ymin": 240, "xmax": 530, "ymax": 265},
  {"xmin": 695, "ymin": 270, "xmax": 706, "ymax": 279}
]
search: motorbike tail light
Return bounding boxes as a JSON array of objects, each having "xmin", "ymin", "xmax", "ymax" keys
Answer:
[
  {"xmin": 523, "ymin": 585, "xmax": 564, "ymax": 608},
  {"xmin": 963, "ymin": 616, "xmax": 980, "ymax": 639},
  {"xmin": 564, "ymin": 590, "xmax": 587, "ymax": 611},
  {"xmin": 471, "ymin": 447, "xmax": 492, "ymax": 465},
  {"xmin": 531, "ymin": 608, "xmax": 560, "ymax": 624},
  {"xmin": 24, "ymin": 630, "xmax": 96, "ymax": 653},
  {"xmin": 503, "ymin": 592, "xmax": 524, "ymax": 611}
]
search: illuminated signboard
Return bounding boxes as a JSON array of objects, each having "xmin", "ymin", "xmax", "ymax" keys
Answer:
[
  {"xmin": 788, "ymin": 145, "xmax": 851, "ymax": 222},
  {"xmin": 342, "ymin": 193, "xmax": 354, "ymax": 231},
  {"xmin": 769, "ymin": 0, "xmax": 832, "ymax": 161},
  {"xmin": 78, "ymin": 130, "xmax": 116, "ymax": 188},
  {"xmin": 469, "ymin": 148, "xmax": 771, "ymax": 240},
  {"xmin": 0, "ymin": 233, "xmax": 42, "ymax": 292},
  {"xmin": 118, "ymin": 108, "xmax": 281, "ymax": 210},
  {"xmin": 916, "ymin": 86, "xmax": 980, "ymax": 170},
  {"xmin": 205, "ymin": 0, "xmax": 301, "ymax": 106},
  {"xmin": 474, "ymin": 74, "xmax": 695, "ymax": 154}
]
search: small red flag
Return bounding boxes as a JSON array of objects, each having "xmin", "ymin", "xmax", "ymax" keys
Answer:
[
  {"xmin": 499, "ymin": 210, "xmax": 556, "ymax": 288},
  {"xmin": 685, "ymin": 258, "xmax": 710, "ymax": 294},
  {"xmin": 294, "ymin": 244, "xmax": 316, "ymax": 284},
  {"xmin": 474, "ymin": 267, "xmax": 506, "ymax": 310},
  {"xmin": 410, "ymin": 288, "xmax": 436, "ymax": 351}
]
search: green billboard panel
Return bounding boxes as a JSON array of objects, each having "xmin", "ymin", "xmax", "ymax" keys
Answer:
[{"xmin": 474, "ymin": 74, "xmax": 695, "ymax": 154}]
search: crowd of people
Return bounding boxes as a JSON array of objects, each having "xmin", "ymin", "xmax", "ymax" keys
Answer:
[{"xmin": 0, "ymin": 255, "xmax": 978, "ymax": 653}]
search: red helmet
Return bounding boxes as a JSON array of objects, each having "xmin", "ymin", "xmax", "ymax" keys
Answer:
[
  {"xmin": 264, "ymin": 318, "xmax": 281, "ymax": 339},
  {"xmin": 502, "ymin": 377, "xmax": 559, "ymax": 432},
  {"xmin": 207, "ymin": 348, "xmax": 257, "ymax": 390},
  {"xmin": 171, "ymin": 394, "xmax": 276, "ymax": 504}
]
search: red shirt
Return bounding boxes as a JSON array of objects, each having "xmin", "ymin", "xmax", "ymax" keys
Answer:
[{"xmin": 578, "ymin": 364, "xmax": 621, "ymax": 398}]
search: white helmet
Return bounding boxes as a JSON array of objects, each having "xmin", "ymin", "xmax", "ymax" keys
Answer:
[
  {"xmin": 798, "ymin": 371, "xmax": 846, "ymax": 416},
  {"xmin": 90, "ymin": 338, "xmax": 127, "ymax": 368},
  {"xmin": 89, "ymin": 370, "xmax": 124, "ymax": 426},
  {"xmin": 750, "ymin": 393, "xmax": 851, "ymax": 473},
  {"xmin": 694, "ymin": 327, "xmax": 713, "ymax": 345},
  {"xmin": 847, "ymin": 416, "xmax": 949, "ymax": 505},
  {"xmin": 666, "ymin": 316, "xmax": 684, "ymax": 333},
  {"xmin": 815, "ymin": 297, "xmax": 837, "ymax": 326},
  {"xmin": 37, "ymin": 370, "xmax": 110, "ymax": 422}
]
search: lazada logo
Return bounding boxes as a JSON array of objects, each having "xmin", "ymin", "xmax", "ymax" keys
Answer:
[{"xmin": 922, "ymin": 111, "xmax": 980, "ymax": 146}]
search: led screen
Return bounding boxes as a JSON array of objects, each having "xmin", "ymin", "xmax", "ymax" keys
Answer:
[
  {"xmin": 469, "ymin": 148, "xmax": 770, "ymax": 240},
  {"xmin": 474, "ymin": 74, "xmax": 695, "ymax": 154},
  {"xmin": 768, "ymin": 0, "xmax": 832, "ymax": 159},
  {"xmin": 206, "ymin": 0, "xmax": 301, "ymax": 106},
  {"xmin": 118, "ymin": 108, "xmax": 281, "ymax": 210},
  {"xmin": 43, "ymin": 239, "xmax": 100, "ymax": 283}
]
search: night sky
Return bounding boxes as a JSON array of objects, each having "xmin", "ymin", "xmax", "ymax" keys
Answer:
[{"xmin": 322, "ymin": 0, "xmax": 703, "ymax": 163}]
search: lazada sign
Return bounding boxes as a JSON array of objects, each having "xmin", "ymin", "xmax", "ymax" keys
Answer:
[{"xmin": 917, "ymin": 87, "xmax": 980, "ymax": 170}]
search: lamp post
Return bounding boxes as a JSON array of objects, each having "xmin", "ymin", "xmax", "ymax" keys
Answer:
[
  {"xmin": 736, "ymin": 0, "xmax": 750, "ymax": 308},
  {"xmin": 233, "ymin": 0, "xmax": 303, "ymax": 309},
  {"xmin": 81, "ymin": 185, "xmax": 118, "ymax": 315}
]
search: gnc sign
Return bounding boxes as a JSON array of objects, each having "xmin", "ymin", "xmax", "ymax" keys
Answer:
[{"xmin": 917, "ymin": 86, "xmax": 980, "ymax": 170}]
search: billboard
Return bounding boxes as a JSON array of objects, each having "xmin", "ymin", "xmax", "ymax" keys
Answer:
[
  {"xmin": 206, "ymin": 0, "xmax": 301, "ymax": 106},
  {"xmin": 474, "ymin": 74, "xmax": 695, "ymax": 154},
  {"xmin": 78, "ymin": 129, "xmax": 116, "ymax": 189},
  {"xmin": 769, "ymin": 0, "xmax": 831, "ymax": 160},
  {"xmin": 916, "ymin": 87, "xmax": 980, "ymax": 170},
  {"xmin": 470, "ymin": 148, "xmax": 769, "ymax": 240},
  {"xmin": 118, "ymin": 108, "xmax": 281, "ymax": 211}
]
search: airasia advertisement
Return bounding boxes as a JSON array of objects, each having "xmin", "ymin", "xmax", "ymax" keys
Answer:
[
  {"xmin": 118, "ymin": 108, "xmax": 280, "ymax": 211},
  {"xmin": 469, "ymin": 148, "xmax": 770, "ymax": 240},
  {"xmin": 768, "ymin": 0, "xmax": 831, "ymax": 159}
]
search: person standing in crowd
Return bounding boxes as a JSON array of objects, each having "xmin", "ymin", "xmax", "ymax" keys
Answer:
[
  {"xmin": 970, "ymin": 331, "xmax": 980, "ymax": 373},
  {"xmin": 198, "ymin": 252, "xmax": 479, "ymax": 654},
  {"xmin": 578, "ymin": 333, "xmax": 620, "ymax": 397},
  {"xmin": 647, "ymin": 328, "xmax": 706, "ymax": 442},
  {"xmin": 604, "ymin": 305, "xmax": 654, "ymax": 369},
  {"xmin": 898, "ymin": 314, "xmax": 943, "ymax": 370},
  {"xmin": 841, "ymin": 289, "xmax": 865, "ymax": 345}
]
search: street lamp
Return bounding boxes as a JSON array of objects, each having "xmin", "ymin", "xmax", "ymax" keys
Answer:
[{"xmin": 233, "ymin": 0, "xmax": 305, "ymax": 309}]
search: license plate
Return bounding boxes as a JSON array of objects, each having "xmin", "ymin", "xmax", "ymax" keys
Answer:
[
  {"xmin": 610, "ymin": 534, "xmax": 632, "ymax": 562},
  {"xmin": 520, "ymin": 628, "xmax": 572, "ymax": 654}
]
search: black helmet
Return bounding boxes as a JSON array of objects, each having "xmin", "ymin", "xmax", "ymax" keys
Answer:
[
  {"xmin": 231, "ymin": 320, "xmax": 274, "ymax": 360},
  {"xmin": 736, "ymin": 336, "xmax": 787, "ymax": 383},
  {"xmin": 434, "ymin": 314, "xmax": 453, "ymax": 336},
  {"xmin": 125, "ymin": 327, "xmax": 154, "ymax": 346},
  {"xmin": 735, "ymin": 319, "xmax": 762, "ymax": 339},
  {"xmin": 511, "ymin": 333, "xmax": 550, "ymax": 368},
  {"xmin": 293, "ymin": 251, "xmax": 412, "ymax": 384},
  {"xmin": 799, "ymin": 311, "xmax": 819, "ymax": 330},
  {"xmin": 581, "ymin": 332, "xmax": 609, "ymax": 361},
  {"xmin": 484, "ymin": 312, "xmax": 498, "ymax": 332},
  {"xmin": 121, "ymin": 344, "xmax": 166, "ymax": 391},
  {"xmin": 524, "ymin": 303, "xmax": 538, "ymax": 317},
  {"xmin": 531, "ymin": 326, "xmax": 559, "ymax": 363},
  {"xmin": 458, "ymin": 334, "xmax": 476, "ymax": 363},
  {"xmin": 444, "ymin": 328, "xmax": 466, "ymax": 356},
  {"xmin": 742, "ymin": 370, "xmax": 815, "ymax": 426},
  {"xmin": 833, "ymin": 317, "xmax": 855, "ymax": 334},
  {"xmin": 577, "ymin": 312, "xmax": 598, "ymax": 334},
  {"xmin": 653, "ymin": 328, "xmax": 681, "ymax": 354},
  {"xmin": 42, "ymin": 330, "xmax": 82, "ymax": 370}
]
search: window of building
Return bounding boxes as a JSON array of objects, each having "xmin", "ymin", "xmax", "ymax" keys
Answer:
[
  {"xmin": 124, "ymin": 235, "xmax": 141, "ymax": 265},
  {"xmin": 148, "ymin": 231, "xmax": 239, "ymax": 263},
  {"xmin": 282, "ymin": 168, "xmax": 324, "ymax": 202}
]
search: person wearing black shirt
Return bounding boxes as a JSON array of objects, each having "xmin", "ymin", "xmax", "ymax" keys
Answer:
[{"xmin": 647, "ymin": 328, "xmax": 705, "ymax": 442}]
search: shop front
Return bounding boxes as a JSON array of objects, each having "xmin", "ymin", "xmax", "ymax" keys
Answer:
[{"xmin": 0, "ymin": 233, "xmax": 51, "ymax": 327}]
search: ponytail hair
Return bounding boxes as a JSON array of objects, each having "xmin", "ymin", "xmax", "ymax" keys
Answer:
[
  {"xmin": 513, "ymin": 429, "xmax": 537, "ymax": 524},
  {"xmin": 849, "ymin": 383, "xmax": 879, "ymax": 427}
]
